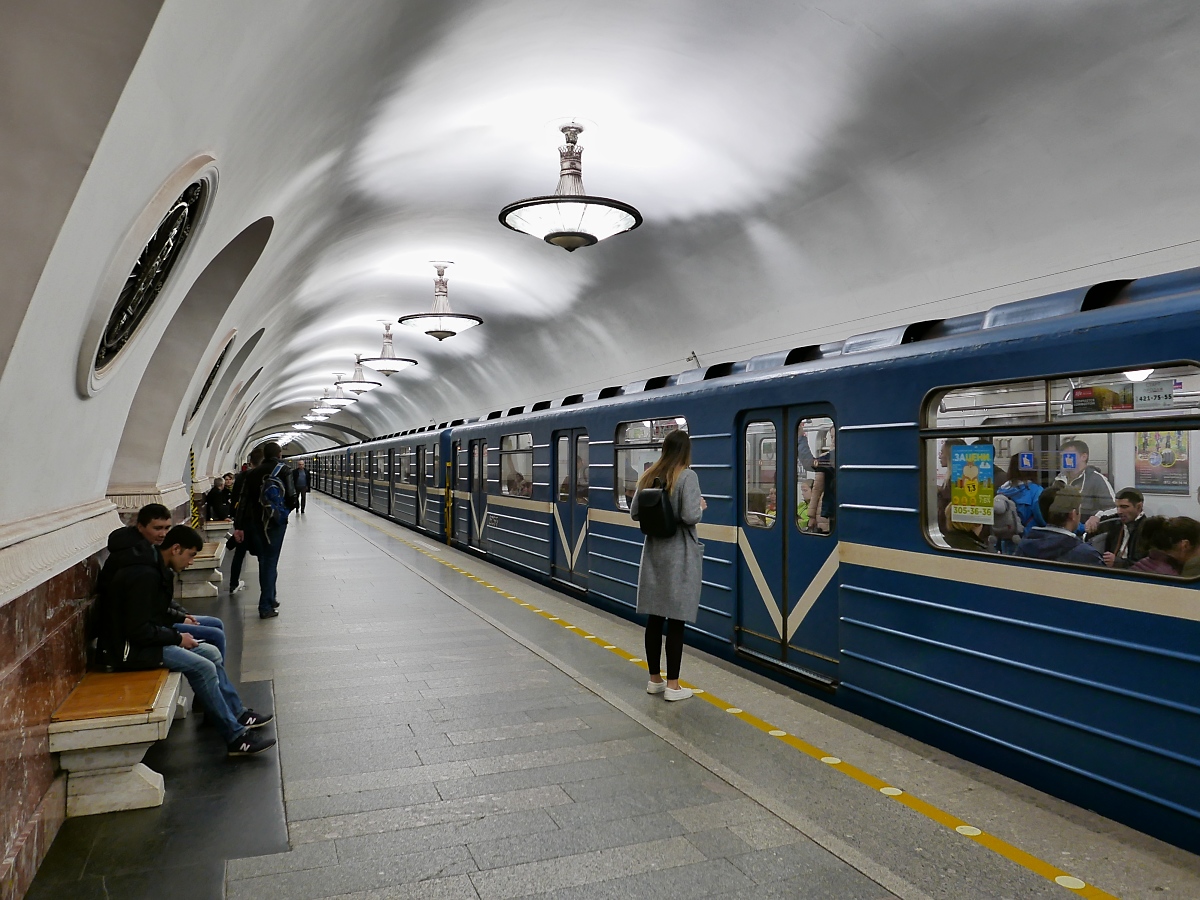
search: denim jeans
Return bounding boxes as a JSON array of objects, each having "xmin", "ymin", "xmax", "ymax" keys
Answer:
[
  {"xmin": 162, "ymin": 642, "xmax": 246, "ymax": 743},
  {"xmin": 255, "ymin": 521, "xmax": 287, "ymax": 614},
  {"xmin": 175, "ymin": 615, "xmax": 226, "ymax": 659}
]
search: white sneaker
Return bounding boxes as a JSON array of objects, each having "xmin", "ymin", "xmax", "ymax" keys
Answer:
[
  {"xmin": 646, "ymin": 679, "xmax": 667, "ymax": 695},
  {"xmin": 664, "ymin": 687, "xmax": 693, "ymax": 702},
  {"xmin": 232, "ymin": 580, "xmax": 246, "ymax": 593}
]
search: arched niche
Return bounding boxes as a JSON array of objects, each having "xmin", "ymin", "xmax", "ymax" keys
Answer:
[{"xmin": 107, "ymin": 217, "xmax": 273, "ymax": 511}]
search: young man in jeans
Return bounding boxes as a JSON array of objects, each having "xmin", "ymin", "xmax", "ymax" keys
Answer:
[
  {"xmin": 233, "ymin": 442, "xmax": 296, "ymax": 619},
  {"xmin": 101, "ymin": 524, "xmax": 275, "ymax": 756}
]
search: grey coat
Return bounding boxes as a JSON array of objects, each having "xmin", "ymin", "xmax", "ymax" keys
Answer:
[{"xmin": 630, "ymin": 468, "xmax": 705, "ymax": 622}]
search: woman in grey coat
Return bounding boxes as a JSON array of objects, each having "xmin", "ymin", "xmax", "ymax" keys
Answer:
[{"xmin": 630, "ymin": 430, "xmax": 706, "ymax": 701}]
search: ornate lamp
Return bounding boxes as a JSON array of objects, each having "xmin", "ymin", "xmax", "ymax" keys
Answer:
[
  {"xmin": 360, "ymin": 322, "xmax": 417, "ymax": 375},
  {"xmin": 303, "ymin": 413, "xmax": 329, "ymax": 422},
  {"xmin": 327, "ymin": 378, "xmax": 357, "ymax": 407},
  {"xmin": 310, "ymin": 392, "xmax": 339, "ymax": 415},
  {"xmin": 499, "ymin": 123, "xmax": 642, "ymax": 251},
  {"xmin": 292, "ymin": 423, "xmax": 313, "ymax": 431},
  {"xmin": 336, "ymin": 355, "xmax": 383, "ymax": 394},
  {"xmin": 398, "ymin": 262, "xmax": 482, "ymax": 341}
]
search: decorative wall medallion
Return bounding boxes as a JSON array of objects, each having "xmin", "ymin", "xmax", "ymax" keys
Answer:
[
  {"xmin": 95, "ymin": 180, "xmax": 209, "ymax": 371},
  {"xmin": 189, "ymin": 333, "xmax": 234, "ymax": 422}
]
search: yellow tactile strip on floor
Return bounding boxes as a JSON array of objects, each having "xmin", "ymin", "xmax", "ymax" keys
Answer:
[{"xmin": 344, "ymin": 511, "xmax": 1120, "ymax": 900}]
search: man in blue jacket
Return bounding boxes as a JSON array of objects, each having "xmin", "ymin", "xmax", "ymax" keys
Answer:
[{"xmin": 1015, "ymin": 485, "xmax": 1104, "ymax": 567}]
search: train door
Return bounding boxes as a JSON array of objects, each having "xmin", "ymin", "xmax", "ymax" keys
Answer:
[
  {"xmin": 366, "ymin": 451, "xmax": 374, "ymax": 510},
  {"xmin": 551, "ymin": 430, "xmax": 589, "ymax": 587},
  {"xmin": 737, "ymin": 406, "xmax": 840, "ymax": 686},
  {"xmin": 386, "ymin": 449, "xmax": 394, "ymax": 516},
  {"xmin": 469, "ymin": 439, "xmax": 487, "ymax": 547},
  {"xmin": 448, "ymin": 441, "xmax": 460, "ymax": 539},
  {"xmin": 415, "ymin": 445, "xmax": 427, "ymax": 527}
]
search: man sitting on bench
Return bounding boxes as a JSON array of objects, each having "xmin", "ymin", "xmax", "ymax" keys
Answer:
[
  {"xmin": 100, "ymin": 524, "xmax": 275, "ymax": 757},
  {"xmin": 99, "ymin": 503, "xmax": 229, "ymax": 658}
]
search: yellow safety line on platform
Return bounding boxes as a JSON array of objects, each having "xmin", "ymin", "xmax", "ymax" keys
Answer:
[{"xmin": 340, "ymin": 508, "xmax": 1120, "ymax": 900}]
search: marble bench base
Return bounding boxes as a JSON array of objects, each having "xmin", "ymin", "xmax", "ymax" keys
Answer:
[
  {"xmin": 175, "ymin": 539, "xmax": 227, "ymax": 600},
  {"xmin": 49, "ymin": 672, "xmax": 184, "ymax": 817}
]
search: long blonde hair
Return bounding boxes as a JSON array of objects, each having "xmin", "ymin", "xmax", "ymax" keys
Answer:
[{"xmin": 638, "ymin": 430, "xmax": 691, "ymax": 494}]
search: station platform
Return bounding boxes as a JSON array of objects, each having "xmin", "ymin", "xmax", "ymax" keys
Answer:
[{"xmin": 30, "ymin": 495, "xmax": 1200, "ymax": 899}]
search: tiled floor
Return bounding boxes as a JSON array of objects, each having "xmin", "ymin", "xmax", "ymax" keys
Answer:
[{"xmin": 227, "ymin": 500, "xmax": 899, "ymax": 900}]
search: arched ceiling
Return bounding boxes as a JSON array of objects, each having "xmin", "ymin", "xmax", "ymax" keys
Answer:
[{"xmin": 7, "ymin": 0, "xmax": 1200, "ymax": 485}]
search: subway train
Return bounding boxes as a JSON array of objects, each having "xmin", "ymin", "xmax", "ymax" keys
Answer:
[{"xmin": 296, "ymin": 267, "xmax": 1200, "ymax": 852}]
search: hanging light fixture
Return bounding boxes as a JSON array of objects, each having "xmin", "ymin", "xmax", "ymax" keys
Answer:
[
  {"xmin": 310, "ymin": 392, "xmax": 339, "ymax": 415},
  {"xmin": 499, "ymin": 123, "xmax": 642, "ymax": 251},
  {"xmin": 292, "ymin": 423, "xmax": 313, "ymax": 431},
  {"xmin": 336, "ymin": 355, "xmax": 383, "ymax": 394},
  {"xmin": 303, "ymin": 413, "xmax": 329, "ymax": 422},
  {"xmin": 327, "ymin": 377, "xmax": 357, "ymax": 407},
  {"xmin": 360, "ymin": 322, "xmax": 417, "ymax": 375},
  {"xmin": 398, "ymin": 262, "xmax": 482, "ymax": 341}
]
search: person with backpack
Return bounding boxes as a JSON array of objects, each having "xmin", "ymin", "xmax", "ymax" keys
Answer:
[
  {"xmin": 233, "ymin": 442, "xmax": 296, "ymax": 619},
  {"xmin": 629, "ymin": 429, "xmax": 706, "ymax": 702},
  {"xmin": 995, "ymin": 456, "xmax": 1045, "ymax": 554}
]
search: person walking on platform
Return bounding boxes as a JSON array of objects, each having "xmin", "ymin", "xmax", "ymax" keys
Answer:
[
  {"xmin": 233, "ymin": 442, "xmax": 297, "ymax": 619},
  {"xmin": 294, "ymin": 459, "xmax": 310, "ymax": 514},
  {"xmin": 99, "ymin": 524, "xmax": 275, "ymax": 756},
  {"xmin": 227, "ymin": 447, "xmax": 264, "ymax": 594},
  {"xmin": 630, "ymin": 429, "xmax": 706, "ymax": 702}
]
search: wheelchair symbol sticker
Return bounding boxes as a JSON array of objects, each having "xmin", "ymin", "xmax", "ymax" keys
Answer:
[
  {"xmin": 1061, "ymin": 451, "xmax": 1078, "ymax": 470},
  {"xmin": 1018, "ymin": 452, "xmax": 1035, "ymax": 471}
]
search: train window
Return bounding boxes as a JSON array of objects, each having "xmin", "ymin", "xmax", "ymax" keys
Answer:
[
  {"xmin": 500, "ymin": 433, "xmax": 533, "ymax": 497},
  {"xmin": 575, "ymin": 436, "xmax": 589, "ymax": 504},
  {"xmin": 925, "ymin": 368, "xmax": 1200, "ymax": 579},
  {"xmin": 557, "ymin": 436, "xmax": 570, "ymax": 502},
  {"xmin": 798, "ymin": 417, "xmax": 835, "ymax": 535},
  {"xmin": 744, "ymin": 422, "xmax": 777, "ymax": 529},
  {"xmin": 614, "ymin": 417, "xmax": 689, "ymax": 510}
]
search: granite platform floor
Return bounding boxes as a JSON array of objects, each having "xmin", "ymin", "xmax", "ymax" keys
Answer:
[{"xmin": 211, "ymin": 494, "xmax": 1200, "ymax": 900}]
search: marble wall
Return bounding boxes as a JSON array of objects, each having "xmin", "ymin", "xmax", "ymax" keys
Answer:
[{"xmin": 0, "ymin": 558, "xmax": 96, "ymax": 900}]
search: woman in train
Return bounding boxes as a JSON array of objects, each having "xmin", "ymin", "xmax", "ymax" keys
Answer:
[
  {"xmin": 630, "ymin": 429, "xmax": 706, "ymax": 702},
  {"xmin": 1130, "ymin": 516, "xmax": 1200, "ymax": 576}
]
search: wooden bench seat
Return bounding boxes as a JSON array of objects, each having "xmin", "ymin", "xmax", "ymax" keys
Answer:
[{"xmin": 49, "ymin": 670, "xmax": 186, "ymax": 817}]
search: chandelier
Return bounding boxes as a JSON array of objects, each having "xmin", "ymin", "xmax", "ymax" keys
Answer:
[
  {"xmin": 398, "ymin": 262, "xmax": 482, "ymax": 341},
  {"xmin": 326, "ymin": 379, "xmax": 357, "ymax": 407},
  {"xmin": 499, "ymin": 123, "xmax": 641, "ymax": 251},
  {"xmin": 292, "ymin": 423, "xmax": 313, "ymax": 431},
  {"xmin": 360, "ymin": 322, "xmax": 417, "ymax": 375},
  {"xmin": 303, "ymin": 413, "xmax": 328, "ymax": 422},
  {"xmin": 310, "ymin": 392, "xmax": 339, "ymax": 415},
  {"xmin": 336, "ymin": 356, "xmax": 382, "ymax": 394}
]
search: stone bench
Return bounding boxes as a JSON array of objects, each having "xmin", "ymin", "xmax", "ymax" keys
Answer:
[
  {"xmin": 201, "ymin": 518, "xmax": 233, "ymax": 544},
  {"xmin": 49, "ymin": 670, "xmax": 186, "ymax": 817},
  {"xmin": 175, "ymin": 539, "xmax": 226, "ymax": 600}
]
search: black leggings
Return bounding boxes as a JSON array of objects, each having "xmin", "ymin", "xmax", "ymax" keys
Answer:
[{"xmin": 645, "ymin": 616, "xmax": 685, "ymax": 680}]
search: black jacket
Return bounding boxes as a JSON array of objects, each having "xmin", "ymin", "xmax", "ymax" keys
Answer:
[
  {"xmin": 206, "ymin": 484, "xmax": 232, "ymax": 520},
  {"xmin": 1092, "ymin": 513, "xmax": 1148, "ymax": 568},
  {"xmin": 233, "ymin": 457, "xmax": 296, "ymax": 534},
  {"xmin": 98, "ymin": 526, "xmax": 182, "ymax": 669}
]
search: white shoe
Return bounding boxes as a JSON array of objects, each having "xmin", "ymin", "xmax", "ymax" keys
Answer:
[
  {"xmin": 664, "ymin": 687, "xmax": 693, "ymax": 702},
  {"xmin": 232, "ymin": 580, "xmax": 246, "ymax": 593},
  {"xmin": 646, "ymin": 679, "xmax": 667, "ymax": 695}
]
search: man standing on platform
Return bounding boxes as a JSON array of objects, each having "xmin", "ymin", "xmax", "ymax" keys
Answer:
[
  {"xmin": 233, "ymin": 442, "xmax": 296, "ymax": 619},
  {"xmin": 294, "ymin": 459, "xmax": 310, "ymax": 514}
]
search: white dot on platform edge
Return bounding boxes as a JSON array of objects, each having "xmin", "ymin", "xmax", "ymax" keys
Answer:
[
  {"xmin": 630, "ymin": 658, "xmax": 642, "ymax": 663},
  {"xmin": 955, "ymin": 826, "xmax": 981, "ymax": 836},
  {"xmin": 880, "ymin": 787, "xmax": 903, "ymax": 796},
  {"xmin": 603, "ymin": 645, "xmax": 616, "ymax": 649},
  {"xmin": 726, "ymin": 708, "xmax": 742, "ymax": 714},
  {"xmin": 769, "ymin": 730, "xmax": 786, "ymax": 736},
  {"xmin": 821, "ymin": 757, "xmax": 841, "ymax": 764},
  {"xmin": 1054, "ymin": 876, "xmax": 1087, "ymax": 890},
  {"xmin": 692, "ymin": 688, "xmax": 704, "ymax": 693}
]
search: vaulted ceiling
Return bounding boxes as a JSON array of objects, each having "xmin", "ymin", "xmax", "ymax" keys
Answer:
[{"xmin": 6, "ymin": 0, "xmax": 1200, "ymax": 508}]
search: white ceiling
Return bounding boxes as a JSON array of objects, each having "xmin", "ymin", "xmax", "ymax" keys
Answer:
[{"xmin": 6, "ymin": 0, "xmax": 1200, "ymax": 507}]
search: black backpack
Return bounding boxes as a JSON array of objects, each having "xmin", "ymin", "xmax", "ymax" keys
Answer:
[{"xmin": 636, "ymin": 478, "xmax": 678, "ymax": 539}]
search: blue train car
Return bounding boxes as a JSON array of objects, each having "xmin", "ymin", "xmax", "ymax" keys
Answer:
[{"xmin": 300, "ymin": 268, "xmax": 1200, "ymax": 852}]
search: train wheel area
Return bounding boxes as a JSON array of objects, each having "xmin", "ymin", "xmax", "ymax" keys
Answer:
[{"xmin": 159, "ymin": 494, "xmax": 1199, "ymax": 898}]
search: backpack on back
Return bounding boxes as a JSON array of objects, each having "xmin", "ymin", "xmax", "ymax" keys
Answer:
[
  {"xmin": 998, "ymin": 481, "xmax": 1040, "ymax": 530},
  {"xmin": 636, "ymin": 478, "xmax": 678, "ymax": 539},
  {"xmin": 260, "ymin": 462, "xmax": 290, "ymax": 530},
  {"xmin": 992, "ymin": 492, "xmax": 1021, "ymax": 541}
]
